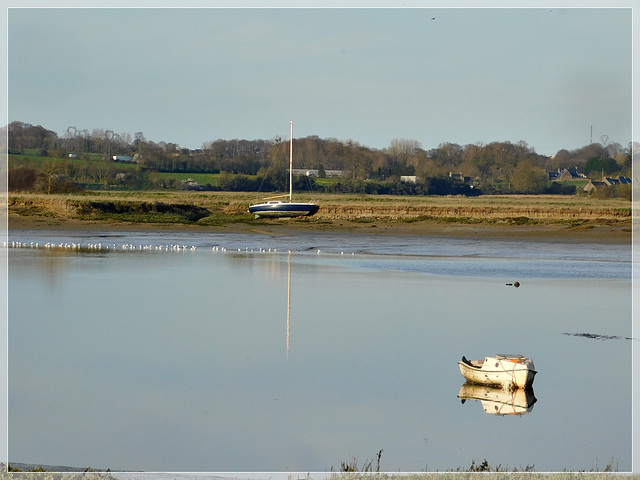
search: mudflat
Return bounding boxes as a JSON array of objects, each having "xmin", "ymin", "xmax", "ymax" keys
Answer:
[{"xmin": 6, "ymin": 191, "xmax": 633, "ymax": 244}]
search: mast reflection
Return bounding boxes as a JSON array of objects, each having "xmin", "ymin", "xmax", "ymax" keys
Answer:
[{"xmin": 286, "ymin": 251, "xmax": 291, "ymax": 360}]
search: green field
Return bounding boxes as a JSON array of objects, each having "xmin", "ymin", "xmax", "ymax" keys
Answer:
[
  {"xmin": 9, "ymin": 152, "xmax": 138, "ymax": 171},
  {"xmin": 150, "ymin": 172, "xmax": 348, "ymax": 188},
  {"xmin": 150, "ymin": 171, "xmax": 221, "ymax": 186}
]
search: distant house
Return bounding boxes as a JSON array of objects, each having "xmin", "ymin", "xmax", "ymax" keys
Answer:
[
  {"xmin": 291, "ymin": 168, "xmax": 344, "ymax": 178},
  {"xmin": 604, "ymin": 176, "xmax": 632, "ymax": 186},
  {"xmin": 583, "ymin": 180, "xmax": 607, "ymax": 193},
  {"xmin": 603, "ymin": 177, "xmax": 620, "ymax": 186},
  {"xmin": 557, "ymin": 167, "xmax": 585, "ymax": 181},
  {"xmin": 449, "ymin": 172, "xmax": 474, "ymax": 185},
  {"xmin": 584, "ymin": 176, "xmax": 632, "ymax": 193},
  {"xmin": 400, "ymin": 175, "xmax": 418, "ymax": 184},
  {"xmin": 112, "ymin": 155, "xmax": 133, "ymax": 162},
  {"xmin": 619, "ymin": 176, "xmax": 632, "ymax": 185},
  {"xmin": 291, "ymin": 168, "xmax": 317, "ymax": 177}
]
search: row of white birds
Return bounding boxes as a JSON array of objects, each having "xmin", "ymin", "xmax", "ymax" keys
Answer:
[
  {"xmin": 2, "ymin": 241, "xmax": 354, "ymax": 255},
  {"xmin": 3, "ymin": 241, "xmax": 198, "ymax": 251}
]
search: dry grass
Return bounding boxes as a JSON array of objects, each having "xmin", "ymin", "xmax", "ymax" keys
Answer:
[
  {"xmin": 7, "ymin": 191, "xmax": 633, "ymax": 242},
  {"xmin": 9, "ymin": 191, "xmax": 632, "ymax": 218}
]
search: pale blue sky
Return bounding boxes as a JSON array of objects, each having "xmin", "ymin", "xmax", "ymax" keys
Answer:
[{"xmin": 5, "ymin": 5, "xmax": 634, "ymax": 156}]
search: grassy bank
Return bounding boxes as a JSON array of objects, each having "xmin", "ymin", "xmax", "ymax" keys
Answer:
[{"xmin": 7, "ymin": 191, "xmax": 633, "ymax": 240}]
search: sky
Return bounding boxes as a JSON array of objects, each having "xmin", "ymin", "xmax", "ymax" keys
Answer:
[{"xmin": 4, "ymin": 4, "xmax": 635, "ymax": 157}]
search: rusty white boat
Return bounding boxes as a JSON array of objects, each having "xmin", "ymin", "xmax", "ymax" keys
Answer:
[
  {"xmin": 458, "ymin": 383, "xmax": 537, "ymax": 416},
  {"xmin": 458, "ymin": 354, "xmax": 537, "ymax": 389}
]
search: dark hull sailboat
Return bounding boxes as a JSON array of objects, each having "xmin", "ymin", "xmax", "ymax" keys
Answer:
[
  {"xmin": 249, "ymin": 201, "xmax": 319, "ymax": 218},
  {"xmin": 249, "ymin": 122, "xmax": 318, "ymax": 219}
]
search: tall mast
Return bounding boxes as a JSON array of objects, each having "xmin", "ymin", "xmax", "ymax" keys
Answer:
[{"xmin": 289, "ymin": 121, "xmax": 293, "ymax": 202}]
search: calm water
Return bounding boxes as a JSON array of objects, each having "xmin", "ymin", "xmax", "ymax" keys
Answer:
[{"xmin": 7, "ymin": 229, "xmax": 633, "ymax": 472}]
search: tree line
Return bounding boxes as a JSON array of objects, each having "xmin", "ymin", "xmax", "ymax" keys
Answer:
[{"xmin": 5, "ymin": 121, "xmax": 633, "ymax": 197}]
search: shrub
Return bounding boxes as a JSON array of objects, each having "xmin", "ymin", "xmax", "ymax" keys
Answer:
[{"xmin": 8, "ymin": 166, "xmax": 38, "ymax": 191}]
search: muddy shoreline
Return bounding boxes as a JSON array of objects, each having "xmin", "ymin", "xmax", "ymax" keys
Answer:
[{"xmin": 7, "ymin": 213, "xmax": 632, "ymax": 244}]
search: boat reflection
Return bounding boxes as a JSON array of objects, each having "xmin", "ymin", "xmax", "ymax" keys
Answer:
[{"xmin": 458, "ymin": 383, "xmax": 537, "ymax": 416}]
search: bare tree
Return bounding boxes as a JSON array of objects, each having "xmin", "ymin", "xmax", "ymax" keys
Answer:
[
  {"xmin": 387, "ymin": 138, "xmax": 421, "ymax": 158},
  {"xmin": 41, "ymin": 156, "xmax": 61, "ymax": 194}
]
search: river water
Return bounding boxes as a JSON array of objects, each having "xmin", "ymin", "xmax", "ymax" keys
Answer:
[{"xmin": 6, "ymin": 228, "xmax": 633, "ymax": 473}]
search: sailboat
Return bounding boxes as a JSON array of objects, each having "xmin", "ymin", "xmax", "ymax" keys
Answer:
[{"xmin": 248, "ymin": 121, "xmax": 319, "ymax": 219}]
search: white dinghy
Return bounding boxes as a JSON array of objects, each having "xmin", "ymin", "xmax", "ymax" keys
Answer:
[{"xmin": 458, "ymin": 354, "xmax": 537, "ymax": 389}]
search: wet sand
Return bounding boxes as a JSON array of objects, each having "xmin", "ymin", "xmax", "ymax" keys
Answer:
[{"xmin": 6, "ymin": 213, "xmax": 633, "ymax": 244}]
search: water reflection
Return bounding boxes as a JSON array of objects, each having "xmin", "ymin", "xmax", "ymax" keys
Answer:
[
  {"xmin": 6, "ymin": 230, "xmax": 631, "ymax": 471},
  {"xmin": 286, "ymin": 251, "xmax": 291, "ymax": 359},
  {"xmin": 458, "ymin": 383, "xmax": 537, "ymax": 416}
]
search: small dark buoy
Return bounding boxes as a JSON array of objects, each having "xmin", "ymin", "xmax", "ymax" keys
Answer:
[{"xmin": 506, "ymin": 282, "xmax": 521, "ymax": 287}]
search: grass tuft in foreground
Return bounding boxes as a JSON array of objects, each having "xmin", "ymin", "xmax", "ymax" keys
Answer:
[{"xmin": 329, "ymin": 454, "xmax": 626, "ymax": 477}]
